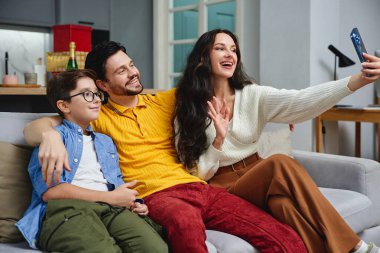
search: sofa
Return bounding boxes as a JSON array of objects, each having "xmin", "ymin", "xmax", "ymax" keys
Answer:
[{"xmin": 1, "ymin": 112, "xmax": 380, "ymax": 253}]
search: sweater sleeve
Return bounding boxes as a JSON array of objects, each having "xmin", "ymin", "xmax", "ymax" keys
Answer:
[
  {"xmin": 261, "ymin": 77, "xmax": 353, "ymax": 123},
  {"xmin": 197, "ymin": 144, "xmax": 223, "ymax": 181}
]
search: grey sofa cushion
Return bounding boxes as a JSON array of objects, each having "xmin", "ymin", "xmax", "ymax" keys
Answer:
[
  {"xmin": 320, "ymin": 187, "xmax": 372, "ymax": 233},
  {"xmin": 294, "ymin": 150, "xmax": 380, "ymax": 227},
  {"xmin": 1, "ymin": 232, "xmax": 256, "ymax": 253},
  {"xmin": 0, "ymin": 241, "xmax": 39, "ymax": 252},
  {"xmin": 0, "ymin": 231, "xmax": 257, "ymax": 253},
  {"xmin": 206, "ymin": 230, "xmax": 257, "ymax": 253},
  {"xmin": 294, "ymin": 150, "xmax": 380, "ymax": 242}
]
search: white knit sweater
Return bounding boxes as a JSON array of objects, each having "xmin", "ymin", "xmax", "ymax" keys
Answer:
[{"xmin": 197, "ymin": 77, "xmax": 352, "ymax": 181}]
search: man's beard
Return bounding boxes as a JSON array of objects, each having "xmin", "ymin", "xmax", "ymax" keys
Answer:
[
  {"xmin": 125, "ymin": 84, "xmax": 144, "ymax": 96},
  {"xmin": 109, "ymin": 80, "xmax": 144, "ymax": 96}
]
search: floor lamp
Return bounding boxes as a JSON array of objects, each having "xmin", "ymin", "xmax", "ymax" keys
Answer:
[{"xmin": 328, "ymin": 45, "xmax": 355, "ymax": 80}]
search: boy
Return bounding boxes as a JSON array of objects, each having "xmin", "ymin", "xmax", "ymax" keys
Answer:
[{"xmin": 16, "ymin": 70, "xmax": 167, "ymax": 253}]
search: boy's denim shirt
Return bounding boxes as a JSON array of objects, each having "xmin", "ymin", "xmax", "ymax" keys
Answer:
[{"xmin": 16, "ymin": 119, "xmax": 125, "ymax": 249}]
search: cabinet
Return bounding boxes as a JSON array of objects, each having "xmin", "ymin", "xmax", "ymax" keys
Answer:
[
  {"xmin": 56, "ymin": 0, "xmax": 110, "ymax": 30},
  {"xmin": 0, "ymin": 0, "xmax": 55, "ymax": 27}
]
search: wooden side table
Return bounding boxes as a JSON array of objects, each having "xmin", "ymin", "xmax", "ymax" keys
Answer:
[{"xmin": 315, "ymin": 107, "xmax": 380, "ymax": 162}]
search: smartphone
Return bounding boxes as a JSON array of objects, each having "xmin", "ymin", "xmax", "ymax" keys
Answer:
[
  {"xmin": 134, "ymin": 198, "xmax": 144, "ymax": 204},
  {"xmin": 350, "ymin": 27, "xmax": 368, "ymax": 63}
]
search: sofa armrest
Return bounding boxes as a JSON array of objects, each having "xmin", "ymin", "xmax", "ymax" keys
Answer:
[
  {"xmin": 292, "ymin": 150, "xmax": 380, "ymax": 211},
  {"xmin": 293, "ymin": 150, "xmax": 380, "ymax": 192}
]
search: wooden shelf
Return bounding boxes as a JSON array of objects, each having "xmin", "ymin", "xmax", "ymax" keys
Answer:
[
  {"xmin": 0, "ymin": 87, "xmax": 163, "ymax": 95},
  {"xmin": 0, "ymin": 87, "xmax": 47, "ymax": 95}
]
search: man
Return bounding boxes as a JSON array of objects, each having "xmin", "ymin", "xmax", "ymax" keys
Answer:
[{"xmin": 24, "ymin": 41, "xmax": 306, "ymax": 253}]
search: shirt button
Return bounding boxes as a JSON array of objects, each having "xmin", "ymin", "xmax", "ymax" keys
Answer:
[
  {"xmin": 78, "ymin": 139, "xmax": 81, "ymax": 143},
  {"xmin": 77, "ymin": 129, "xmax": 82, "ymax": 132},
  {"xmin": 74, "ymin": 158, "xmax": 78, "ymax": 163},
  {"xmin": 111, "ymin": 155, "xmax": 115, "ymax": 159}
]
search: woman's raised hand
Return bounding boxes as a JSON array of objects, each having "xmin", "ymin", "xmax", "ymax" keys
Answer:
[
  {"xmin": 348, "ymin": 53, "xmax": 380, "ymax": 91},
  {"xmin": 362, "ymin": 53, "xmax": 380, "ymax": 81},
  {"xmin": 207, "ymin": 96, "xmax": 230, "ymax": 150}
]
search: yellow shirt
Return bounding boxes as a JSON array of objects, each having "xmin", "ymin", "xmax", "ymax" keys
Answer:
[{"xmin": 92, "ymin": 89, "xmax": 205, "ymax": 198}]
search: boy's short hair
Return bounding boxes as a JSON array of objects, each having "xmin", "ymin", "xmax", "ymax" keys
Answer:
[{"xmin": 47, "ymin": 69, "xmax": 97, "ymax": 117}]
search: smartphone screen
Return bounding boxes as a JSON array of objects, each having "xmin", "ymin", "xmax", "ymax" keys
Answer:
[{"xmin": 350, "ymin": 27, "xmax": 368, "ymax": 63}]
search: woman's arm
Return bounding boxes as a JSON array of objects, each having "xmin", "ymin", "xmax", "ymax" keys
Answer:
[
  {"xmin": 197, "ymin": 145, "xmax": 223, "ymax": 181},
  {"xmin": 262, "ymin": 54, "xmax": 380, "ymax": 124},
  {"xmin": 347, "ymin": 53, "xmax": 380, "ymax": 91},
  {"xmin": 24, "ymin": 116, "xmax": 70, "ymax": 187},
  {"xmin": 174, "ymin": 111, "xmax": 222, "ymax": 180},
  {"xmin": 195, "ymin": 99, "xmax": 229, "ymax": 180},
  {"xmin": 207, "ymin": 97, "xmax": 230, "ymax": 149}
]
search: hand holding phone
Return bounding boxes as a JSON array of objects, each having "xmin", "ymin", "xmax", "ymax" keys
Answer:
[
  {"xmin": 350, "ymin": 27, "xmax": 373, "ymax": 77},
  {"xmin": 350, "ymin": 27, "xmax": 368, "ymax": 63}
]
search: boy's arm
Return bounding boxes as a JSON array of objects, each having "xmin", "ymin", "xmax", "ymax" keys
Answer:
[
  {"xmin": 43, "ymin": 181, "xmax": 139, "ymax": 208},
  {"xmin": 24, "ymin": 116, "xmax": 70, "ymax": 187}
]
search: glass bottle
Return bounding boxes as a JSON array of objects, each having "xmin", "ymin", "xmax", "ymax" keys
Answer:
[{"xmin": 66, "ymin": 42, "xmax": 78, "ymax": 71}]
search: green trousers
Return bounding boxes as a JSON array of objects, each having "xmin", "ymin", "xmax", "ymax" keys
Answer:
[{"xmin": 38, "ymin": 199, "xmax": 168, "ymax": 253}]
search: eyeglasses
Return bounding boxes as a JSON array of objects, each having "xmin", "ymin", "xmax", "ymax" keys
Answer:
[{"xmin": 66, "ymin": 90, "xmax": 105, "ymax": 102}]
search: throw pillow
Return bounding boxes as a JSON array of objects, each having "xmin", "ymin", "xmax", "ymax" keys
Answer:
[
  {"xmin": 256, "ymin": 128, "xmax": 293, "ymax": 159},
  {"xmin": 0, "ymin": 142, "xmax": 33, "ymax": 243}
]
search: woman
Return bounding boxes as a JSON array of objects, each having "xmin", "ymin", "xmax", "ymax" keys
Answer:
[{"xmin": 174, "ymin": 29, "xmax": 380, "ymax": 253}]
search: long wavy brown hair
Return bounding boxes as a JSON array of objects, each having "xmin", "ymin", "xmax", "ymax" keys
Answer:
[{"xmin": 174, "ymin": 29, "xmax": 253, "ymax": 169}]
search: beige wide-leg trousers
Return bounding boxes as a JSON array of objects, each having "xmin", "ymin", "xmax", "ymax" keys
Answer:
[{"xmin": 213, "ymin": 154, "xmax": 360, "ymax": 253}]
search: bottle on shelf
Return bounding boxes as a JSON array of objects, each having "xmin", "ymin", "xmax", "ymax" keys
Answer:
[
  {"xmin": 66, "ymin": 41, "xmax": 78, "ymax": 71},
  {"xmin": 34, "ymin": 57, "xmax": 46, "ymax": 86}
]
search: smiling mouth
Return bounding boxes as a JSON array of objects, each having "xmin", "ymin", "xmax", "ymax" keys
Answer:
[
  {"xmin": 221, "ymin": 61, "xmax": 234, "ymax": 67},
  {"xmin": 127, "ymin": 77, "xmax": 140, "ymax": 86}
]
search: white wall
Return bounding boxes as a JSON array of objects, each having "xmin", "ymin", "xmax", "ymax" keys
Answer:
[
  {"xmin": 308, "ymin": 1, "xmax": 341, "ymax": 155},
  {"xmin": 310, "ymin": 0, "xmax": 340, "ymax": 84},
  {"xmin": 257, "ymin": 0, "xmax": 380, "ymax": 159},
  {"xmin": 309, "ymin": 0, "xmax": 380, "ymax": 158},
  {"xmin": 239, "ymin": 0, "xmax": 260, "ymax": 82},
  {"xmin": 110, "ymin": 0, "xmax": 153, "ymax": 88},
  {"xmin": 336, "ymin": 0, "xmax": 380, "ymax": 159},
  {"xmin": 260, "ymin": 0, "xmax": 312, "ymax": 151}
]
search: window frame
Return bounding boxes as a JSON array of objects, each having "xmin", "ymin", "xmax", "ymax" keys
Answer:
[{"xmin": 153, "ymin": 0, "xmax": 243, "ymax": 89}]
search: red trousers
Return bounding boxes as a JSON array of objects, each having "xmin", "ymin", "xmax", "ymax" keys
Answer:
[
  {"xmin": 144, "ymin": 183, "xmax": 307, "ymax": 253},
  {"xmin": 227, "ymin": 154, "xmax": 360, "ymax": 253}
]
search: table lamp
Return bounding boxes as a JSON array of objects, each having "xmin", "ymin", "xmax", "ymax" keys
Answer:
[{"xmin": 328, "ymin": 45, "xmax": 355, "ymax": 80}]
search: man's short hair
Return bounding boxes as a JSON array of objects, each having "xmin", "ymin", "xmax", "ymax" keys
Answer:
[
  {"xmin": 47, "ymin": 69, "xmax": 97, "ymax": 117},
  {"xmin": 85, "ymin": 41, "xmax": 127, "ymax": 81}
]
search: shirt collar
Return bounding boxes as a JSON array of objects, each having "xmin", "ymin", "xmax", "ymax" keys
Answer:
[
  {"xmin": 107, "ymin": 95, "xmax": 146, "ymax": 114},
  {"xmin": 62, "ymin": 119, "xmax": 93, "ymax": 134}
]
